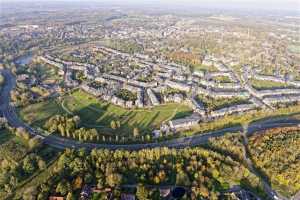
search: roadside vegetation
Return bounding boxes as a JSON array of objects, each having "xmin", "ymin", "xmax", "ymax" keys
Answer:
[{"xmin": 248, "ymin": 127, "xmax": 300, "ymax": 198}]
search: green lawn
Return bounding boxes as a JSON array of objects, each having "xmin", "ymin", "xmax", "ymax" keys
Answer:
[
  {"xmin": 63, "ymin": 90, "xmax": 192, "ymax": 134},
  {"xmin": 18, "ymin": 100, "xmax": 66, "ymax": 127},
  {"xmin": 212, "ymin": 75, "xmax": 232, "ymax": 83},
  {"xmin": 197, "ymin": 94, "xmax": 250, "ymax": 111},
  {"xmin": 19, "ymin": 90, "xmax": 192, "ymax": 135},
  {"xmin": 193, "ymin": 64, "xmax": 218, "ymax": 72},
  {"xmin": 250, "ymin": 79, "xmax": 289, "ymax": 90}
]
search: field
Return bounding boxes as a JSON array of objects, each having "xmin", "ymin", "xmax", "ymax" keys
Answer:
[
  {"xmin": 19, "ymin": 90, "xmax": 193, "ymax": 136},
  {"xmin": 197, "ymin": 94, "xmax": 250, "ymax": 111},
  {"xmin": 18, "ymin": 100, "xmax": 66, "ymax": 127},
  {"xmin": 211, "ymin": 75, "xmax": 232, "ymax": 83},
  {"xmin": 250, "ymin": 79, "xmax": 289, "ymax": 90}
]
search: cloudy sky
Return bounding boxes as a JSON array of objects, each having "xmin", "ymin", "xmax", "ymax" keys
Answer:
[{"xmin": 2, "ymin": 0, "xmax": 300, "ymax": 11}]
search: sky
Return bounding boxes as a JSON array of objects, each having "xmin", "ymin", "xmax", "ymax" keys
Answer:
[{"xmin": 2, "ymin": 0, "xmax": 300, "ymax": 12}]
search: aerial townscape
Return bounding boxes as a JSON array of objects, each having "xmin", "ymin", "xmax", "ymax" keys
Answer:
[{"xmin": 0, "ymin": 0, "xmax": 299, "ymax": 200}]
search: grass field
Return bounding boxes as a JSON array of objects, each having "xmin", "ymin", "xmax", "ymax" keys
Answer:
[
  {"xmin": 212, "ymin": 76, "xmax": 232, "ymax": 83},
  {"xmin": 63, "ymin": 90, "xmax": 192, "ymax": 134},
  {"xmin": 18, "ymin": 100, "xmax": 66, "ymax": 127},
  {"xmin": 19, "ymin": 90, "xmax": 193, "ymax": 135},
  {"xmin": 250, "ymin": 79, "xmax": 289, "ymax": 90},
  {"xmin": 193, "ymin": 64, "xmax": 218, "ymax": 72},
  {"xmin": 197, "ymin": 94, "xmax": 250, "ymax": 111}
]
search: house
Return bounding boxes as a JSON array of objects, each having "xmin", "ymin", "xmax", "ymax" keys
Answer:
[
  {"xmin": 135, "ymin": 90, "xmax": 144, "ymax": 108},
  {"xmin": 169, "ymin": 113, "xmax": 201, "ymax": 131},
  {"xmin": 160, "ymin": 188, "xmax": 171, "ymax": 198},
  {"xmin": 152, "ymin": 129, "xmax": 161, "ymax": 138},
  {"xmin": 80, "ymin": 185, "xmax": 92, "ymax": 200},
  {"xmin": 49, "ymin": 197, "xmax": 64, "ymax": 200},
  {"xmin": 147, "ymin": 88, "xmax": 160, "ymax": 106},
  {"xmin": 165, "ymin": 80, "xmax": 191, "ymax": 92},
  {"xmin": 121, "ymin": 193, "xmax": 135, "ymax": 200},
  {"xmin": 189, "ymin": 98, "xmax": 206, "ymax": 116},
  {"xmin": 263, "ymin": 94, "xmax": 300, "ymax": 104},
  {"xmin": 210, "ymin": 104, "xmax": 256, "ymax": 118}
]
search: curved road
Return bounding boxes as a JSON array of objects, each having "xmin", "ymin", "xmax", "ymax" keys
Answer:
[{"xmin": 1, "ymin": 69, "xmax": 300, "ymax": 152}]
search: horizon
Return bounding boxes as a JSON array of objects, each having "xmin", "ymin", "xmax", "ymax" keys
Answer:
[{"xmin": 1, "ymin": 0, "xmax": 300, "ymax": 13}]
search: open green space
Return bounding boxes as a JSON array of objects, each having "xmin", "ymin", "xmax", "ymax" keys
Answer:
[
  {"xmin": 197, "ymin": 94, "xmax": 250, "ymax": 111},
  {"xmin": 63, "ymin": 90, "xmax": 192, "ymax": 135},
  {"xmin": 288, "ymin": 44, "xmax": 300, "ymax": 54},
  {"xmin": 211, "ymin": 75, "xmax": 232, "ymax": 83},
  {"xmin": 192, "ymin": 64, "xmax": 218, "ymax": 72},
  {"xmin": 18, "ymin": 100, "xmax": 66, "ymax": 128},
  {"xmin": 250, "ymin": 79, "xmax": 289, "ymax": 90},
  {"xmin": 19, "ymin": 89, "xmax": 193, "ymax": 136}
]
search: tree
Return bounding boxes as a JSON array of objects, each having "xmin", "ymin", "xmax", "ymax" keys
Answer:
[
  {"xmin": 176, "ymin": 171, "xmax": 191, "ymax": 186},
  {"xmin": 56, "ymin": 180, "xmax": 71, "ymax": 196},
  {"xmin": 37, "ymin": 159, "xmax": 46, "ymax": 170},
  {"xmin": 106, "ymin": 173, "xmax": 122, "ymax": 187},
  {"xmin": 28, "ymin": 137, "xmax": 42, "ymax": 150},
  {"xmin": 133, "ymin": 127, "xmax": 139, "ymax": 138},
  {"xmin": 111, "ymin": 120, "xmax": 117, "ymax": 130},
  {"xmin": 22, "ymin": 156, "xmax": 37, "ymax": 174},
  {"xmin": 66, "ymin": 192, "xmax": 74, "ymax": 200},
  {"xmin": 136, "ymin": 184, "xmax": 150, "ymax": 200},
  {"xmin": 23, "ymin": 186, "xmax": 38, "ymax": 200},
  {"xmin": 116, "ymin": 120, "xmax": 121, "ymax": 128}
]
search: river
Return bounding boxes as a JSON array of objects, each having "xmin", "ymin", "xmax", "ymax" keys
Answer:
[{"xmin": 15, "ymin": 54, "xmax": 33, "ymax": 66}]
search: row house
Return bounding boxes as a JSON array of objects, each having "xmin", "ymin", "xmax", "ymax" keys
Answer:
[
  {"xmin": 256, "ymin": 88, "xmax": 300, "ymax": 98},
  {"xmin": 199, "ymin": 80, "xmax": 242, "ymax": 90},
  {"xmin": 147, "ymin": 88, "xmax": 160, "ymax": 106},
  {"xmin": 188, "ymin": 98, "xmax": 206, "ymax": 116},
  {"xmin": 263, "ymin": 94, "xmax": 300, "ymax": 104},
  {"xmin": 197, "ymin": 87, "xmax": 250, "ymax": 99},
  {"xmin": 210, "ymin": 103, "xmax": 256, "ymax": 118},
  {"xmin": 165, "ymin": 80, "xmax": 191, "ymax": 92},
  {"xmin": 169, "ymin": 113, "xmax": 201, "ymax": 131}
]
